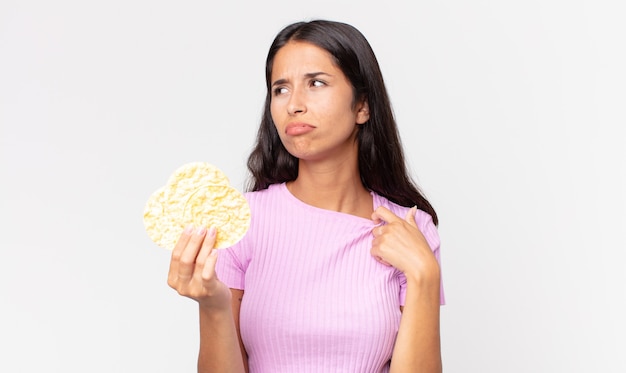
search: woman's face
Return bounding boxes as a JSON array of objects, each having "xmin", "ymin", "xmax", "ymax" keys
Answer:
[{"xmin": 270, "ymin": 41, "xmax": 369, "ymax": 162}]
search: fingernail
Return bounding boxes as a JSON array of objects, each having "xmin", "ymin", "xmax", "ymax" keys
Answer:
[
  {"xmin": 184, "ymin": 224, "xmax": 194, "ymax": 234},
  {"xmin": 196, "ymin": 226, "xmax": 206, "ymax": 235},
  {"xmin": 208, "ymin": 226, "xmax": 217, "ymax": 237}
]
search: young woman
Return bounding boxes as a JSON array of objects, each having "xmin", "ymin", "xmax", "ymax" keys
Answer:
[{"xmin": 168, "ymin": 20, "xmax": 444, "ymax": 373}]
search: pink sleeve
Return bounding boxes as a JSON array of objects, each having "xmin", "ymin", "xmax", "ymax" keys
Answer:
[
  {"xmin": 215, "ymin": 243, "xmax": 249, "ymax": 290},
  {"xmin": 215, "ymin": 192, "xmax": 254, "ymax": 290}
]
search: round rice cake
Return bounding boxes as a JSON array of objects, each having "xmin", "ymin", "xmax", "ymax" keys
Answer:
[
  {"xmin": 143, "ymin": 162, "xmax": 250, "ymax": 250},
  {"xmin": 143, "ymin": 186, "xmax": 182, "ymax": 250},
  {"xmin": 164, "ymin": 162, "xmax": 230, "ymax": 198},
  {"xmin": 182, "ymin": 185, "xmax": 251, "ymax": 249}
]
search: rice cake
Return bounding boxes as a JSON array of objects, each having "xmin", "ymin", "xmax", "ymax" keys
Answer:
[{"xmin": 143, "ymin": 162, "xmax": 250, "ymax": 250}]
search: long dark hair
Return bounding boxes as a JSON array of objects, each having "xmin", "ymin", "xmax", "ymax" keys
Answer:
[{"xmin": 246, "ymin": 20, "xmax": 438, "ymax": 225}]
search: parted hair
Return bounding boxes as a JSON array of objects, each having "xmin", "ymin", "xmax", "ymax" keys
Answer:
[{"xmin": 246, "ymin": 20, "xmax": 438, "ymax": 225}]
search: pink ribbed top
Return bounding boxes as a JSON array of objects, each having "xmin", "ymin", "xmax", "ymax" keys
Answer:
[{"xmin": 216, "ymin": 183, "xmax": 444, "ymax": 372}]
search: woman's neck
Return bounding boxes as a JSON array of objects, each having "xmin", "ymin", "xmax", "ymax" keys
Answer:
[{"xmin": 287, "ymin": 159, "xmax": 373, "ymax": 219}]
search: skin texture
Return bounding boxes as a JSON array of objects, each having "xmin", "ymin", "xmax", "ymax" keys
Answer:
[{"xmin": 167, "ymin": 40, "xmax": 442, "ymax": 373}]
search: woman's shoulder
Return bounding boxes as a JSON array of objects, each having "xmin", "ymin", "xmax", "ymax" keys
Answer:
[{"xmin": 243, "ymin": 182, "xmax": 286, "ymax": 205}]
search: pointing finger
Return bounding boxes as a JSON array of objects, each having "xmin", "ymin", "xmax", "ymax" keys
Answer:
[
  {"xmin": 405, "ymin": 206, "xmax": 418, "ymax": 227},
  {"xmin": 371, "ymin": 206, "xmax": 402, "ymax": 224}
]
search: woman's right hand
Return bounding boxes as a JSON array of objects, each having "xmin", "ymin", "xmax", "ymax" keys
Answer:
[{"xmin": 167, "ymin": 225, "xmax": 232, "ymax": 311}]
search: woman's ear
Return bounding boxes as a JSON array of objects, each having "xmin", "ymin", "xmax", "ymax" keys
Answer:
[{"xmin": 356, "ymin": 100, "xmax": 370, "ymax": 125}]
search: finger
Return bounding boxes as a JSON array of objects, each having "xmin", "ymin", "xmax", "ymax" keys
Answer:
[
  {"xmin": 201, "ymin": 248, "xmax": 220, "ymax": 283},
  {"xmin": 196, "ymin": 226, "xmax": 217, "ymax": 267},
  {"xmin": 168, "ymin": 224, "xmax": 194, "ymax": 281},
  {"xmin": 178, "ymin": 226, "xmax": 207, "ymax": 279},
  {"xmin": 405, "ymin": 206, "xmax": 418, "ymax": 227},
  {"xmin": 373, "ymin": 255, "xmax": 392, "ymax": 267},
  {"xmin": 371, "ymin": 206, "xmax": 401, "ymax": 224}
]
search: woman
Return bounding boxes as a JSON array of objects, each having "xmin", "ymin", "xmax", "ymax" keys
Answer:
[{"xmin": 168, "ymin": 20, "xmax": 444, "ymax": 373}]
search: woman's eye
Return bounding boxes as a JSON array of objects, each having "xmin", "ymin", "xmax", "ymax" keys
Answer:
[
  {"xmin": 273, "ymin": 87, "xmax": 288, "ymax": 95},
  {"xmin": 311, "ymin": 80, "xmax": 325, "ymax": 87}
]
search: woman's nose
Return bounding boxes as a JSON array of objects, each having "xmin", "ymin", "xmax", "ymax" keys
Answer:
[{"xmin": 287, "ymin": 89, "xmax": 306, "ymax": 115}]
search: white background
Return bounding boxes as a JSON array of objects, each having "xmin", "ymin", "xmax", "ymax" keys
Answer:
[{"xmin": 1, "ymin": 0, "xmax": 625, "ymax": 372}]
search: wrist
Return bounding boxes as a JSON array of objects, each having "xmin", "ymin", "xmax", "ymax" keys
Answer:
[
  {"xmin": 198, "ymin": 294, "xmax": 233, "ymax": 316},
  {"xmin": 199, "ymin": 302, "xmax": 233, "ymax": 322},
  {"xmin": 404, "ymin": 264, "xmax": 440, "ymax": 291}
]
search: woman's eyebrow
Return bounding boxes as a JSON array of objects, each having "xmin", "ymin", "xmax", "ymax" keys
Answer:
[
  {"xmin": 304, "ymin": 71, "xmax": 332, "ymax": 79},
  {"xmin": 271, "ymin": 72, "xmax": 333, "ymax": 87},
  {"xmin": 271, "ymin": 78, "xmax": 288, "ymax": 87}
]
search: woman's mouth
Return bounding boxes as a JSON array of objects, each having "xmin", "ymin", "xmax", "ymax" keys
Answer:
[{"xmin": 285, "ymin": 122, "xmax": 316, "ymax": 136}]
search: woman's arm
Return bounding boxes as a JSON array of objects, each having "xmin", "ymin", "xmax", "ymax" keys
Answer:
[
  {"xmin": 391, "ymin": 272, "xmax": 442, "ymax": 372},
  {"xmin": 371, "ymin": 207, "xmax": 443, "ymax": 373},
  {"xmin": 197, "ymin": 289, "xmax": 248, "ymax": 373},
  {"xmin": 168, "ymin": 226, "xmax": 246, "ymax": 373}
]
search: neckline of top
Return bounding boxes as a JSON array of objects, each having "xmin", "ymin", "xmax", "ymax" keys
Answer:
[{"xmin": 274, "ymin": 182, "xmax": 386, "ymax": 226}]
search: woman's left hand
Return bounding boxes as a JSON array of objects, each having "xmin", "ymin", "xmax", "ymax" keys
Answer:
[{"xmin": 371, "ymin": 206, "xmax": 440, "ymax": 282}]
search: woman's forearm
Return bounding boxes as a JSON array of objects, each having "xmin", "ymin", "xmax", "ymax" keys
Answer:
[
  {"xmin": 390, "ymin": 273, "xmax": 442, "ymax": 373},
  {"xmin": 197, "ymin": 303, "xmax": 246, "ymax": 373}
]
